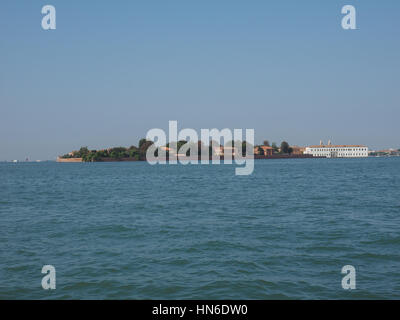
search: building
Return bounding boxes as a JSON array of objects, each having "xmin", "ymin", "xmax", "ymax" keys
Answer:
[
  {"xmin": 160, "ymin": 146, "xmax": 175, "ymax": 153},
  {"xmin": 369, "ymin": 148, "xmax": 400, "ymax": 157},
  {"xmin": 304, "ymin": 141, "xmax": 368, "ymax": 158},
  {"xmin": 254, "ymin": 146, "xmax": 274, "ymax": 156},
  {"xmin": 215, "ymin": 146, "xmax": 237, "ymax": 156},
  {"xmin": 290, "ymin": 146, "xmax": 305, "ymax": 155}
]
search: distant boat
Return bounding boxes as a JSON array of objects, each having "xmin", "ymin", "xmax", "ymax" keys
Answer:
[{"xmin": 12, "ymin": 160, "xmax": 18, "ymax": 163}]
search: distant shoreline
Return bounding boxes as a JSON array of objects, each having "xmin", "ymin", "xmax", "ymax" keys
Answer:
[
  {"xmin": 3, "ymin": 155, "xmax": 399, "ymax": 163},
  {"xmin": 56, "ymin": 154, "xmax": 324, "ymax": 163}
]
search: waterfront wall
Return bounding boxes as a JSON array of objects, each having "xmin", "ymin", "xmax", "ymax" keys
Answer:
[
  {"xmin": 98, "ymin": 157, "xmax": 140, "ymax": 162},
  {"xmin": 56, "ymin": 157, "xmax": 83, "ymax": 163},
  {"xmin": 254, "ymin": 154, "xmax": 323, "ymax": 160},
  {"xmin": 56, "ymin": 154, "xmax": 323, "ymax": 163}
]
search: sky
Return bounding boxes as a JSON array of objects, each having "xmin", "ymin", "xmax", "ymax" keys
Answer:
[{"xmin": 0, "ymin": 0, "xmax": 399, "ymax": 160}]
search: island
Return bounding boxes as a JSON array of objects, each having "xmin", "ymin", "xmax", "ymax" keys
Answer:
[{"xmin": 57, "ymin": 139, "xmax": 318, "ymax": 162}]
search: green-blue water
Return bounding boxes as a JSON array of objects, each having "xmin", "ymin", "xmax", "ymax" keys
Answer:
[{"xmin": 0, "ymin": 158, "xmax": 399, "ymax": 299}]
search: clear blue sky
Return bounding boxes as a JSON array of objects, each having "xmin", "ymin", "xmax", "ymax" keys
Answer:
[{"xmin": 0, "ymin": 0, "xmax": 399, "ymax": 160}]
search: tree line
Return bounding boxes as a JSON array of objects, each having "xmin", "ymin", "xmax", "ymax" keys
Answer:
[
  {"xmin": 60, "ymin": 139, "xmax": 293, "ymax": 162},
  {"xmin": 60, "ymin": 139, "xmax": 154, "ymax": 162},
  {"xmin": 255, "ymin": 140, "xmax": 293, "ymax": 155}
]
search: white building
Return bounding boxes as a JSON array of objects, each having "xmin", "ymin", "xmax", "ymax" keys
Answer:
[{"xmin": 304, "ymin": 141, "xmax": 368, "ymax": 158}]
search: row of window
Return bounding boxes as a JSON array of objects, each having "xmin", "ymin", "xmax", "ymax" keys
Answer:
[
  {"xmin": 311, "ymin": 153, "xmax": 368, "ymax": 157},
  {"xmin": 310, "ymin": 148, "xmax": 367, "ymax": 152}
]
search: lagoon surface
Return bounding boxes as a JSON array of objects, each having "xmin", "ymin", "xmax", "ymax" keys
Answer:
[{"xmin": 0, "ymin": 158, "xmax": 399, "ymax": 299}]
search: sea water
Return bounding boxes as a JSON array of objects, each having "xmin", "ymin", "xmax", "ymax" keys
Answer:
[{"xmin": 0, "ymin": 158, "xmax": 399, "ymax": 299}]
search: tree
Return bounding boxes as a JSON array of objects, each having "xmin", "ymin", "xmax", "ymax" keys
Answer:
[
  {"xmin": 263, "ymin": 140, "xmax": 270, "ymax": 147},
  {"xmin": 92, "ymin": 153, "xmax": 101, "ymax": 162},
  {"xmin": 61, "ymin": 153, "xmax": 73, "ymax": 159},
  {"xmin": 77, "ymin": 147, "xmax": 89, "ymax": 157},
  {"xmin": 197, "ymin": 141, "xmax": 206, "ymax": 157},
  {"xmin": 280, "ymin": 141, "xmax": 290, "ymax": 154},
  {"xmin": 271, "ymin": 142, "xmax": 279, "ymax": 153},
  {"xmin": 96, "ymin": 150, "xmax": 108, "ymax": 158},
  {"xmin": 241, "ymin": 141, "xmax": 254, "ymax": 156},
  {"xmin": 108, "ymin": 147, "xmax": 128, "ymax": 159},
  {"xmin": 139, "ymin": 141, "xmax": 154, "ymax": 160},
  {"xmin": 81, "ymin": 148, "xmax": 99, "ymax": 162},
  {"xmin": 177, "ymin": 140, "xmax": 188, "ymax": 152},
  {"xmin": 139, "ymin": 138, "xmax": 147, "ymax": 148},
  {"xmin": 258, "ymin": 146, "xmax": 265, "ymax": 156},
  {"xmin": 128, "ymin": 148, "xmax": 139, "ymax": 158},
  {"xmin": 241, "ymin": 141, "xmax": 247, "ymax": 156}
]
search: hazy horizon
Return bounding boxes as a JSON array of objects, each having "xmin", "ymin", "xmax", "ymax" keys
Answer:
[{"xmin": 1, "ymin": 0, "xmax": 399, "ymax": 161}]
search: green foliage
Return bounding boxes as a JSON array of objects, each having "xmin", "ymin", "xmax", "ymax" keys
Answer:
[
  {"xmin": 108, "ymin": 147, "xmax": 128, "ymax": 159},
  {"xmin": 128, "ymin": 148, "xmax": 139, "ymax": 158},
  {"xmin": 139, "ymin": 140, "xmax": 154, "ymax": 160},
  {"xmin": 241, "ymin": 141, "xmax": 254, "ymax": 156},
  {"xmin": 177, "ymin": 140, "xmax": 188, "ymax": 151},
  {"xmin": 62, "ymin": 139, "xmax": 146, "ymax": 162},
  {"xmin": 280, "ymin": 141, "xmax": 290, "ymax": 154},
  {"xmin": 77, "ymin": 147, "xmax": 89, "ymax": 157},
  {"xmin": 139, "ymin": 138, "xmax": 147, "ymax": 148},
  {"xmin": 60, "ymin": 154, "xmax": 73, "ymax": 159}
]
